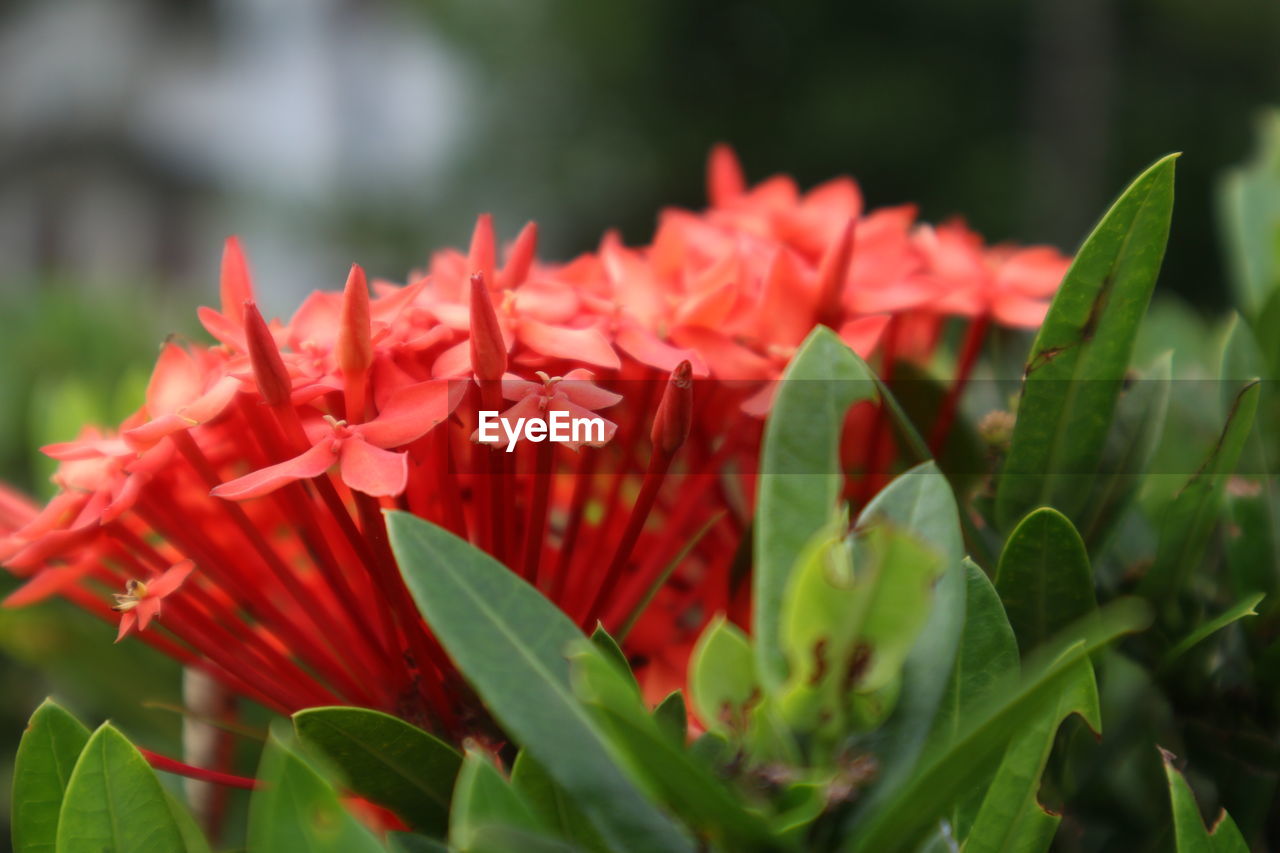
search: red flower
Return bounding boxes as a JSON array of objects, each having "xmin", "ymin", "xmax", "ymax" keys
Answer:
[
  {"xmin": 112, "ymin": 559, "xmax": 195, "ymax": 641},
  {"xmin": 0, "ymin": 148, "xmax": 1067, "ymax": 736},
  {"xmin": 211, "ymin": 379, "xmax": 463, "ymax": 499}
]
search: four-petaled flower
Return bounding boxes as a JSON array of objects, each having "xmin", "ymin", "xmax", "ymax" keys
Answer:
[
  {"xmin": 473, "ymin": 369, "xmax": 622, "ymax": 451},
  {"xmin": 112, "ymin": 559, "xmax": 196, "ymax": 641},
  {"xmin": 212, "ymin": 379, "xmax": 464, "ymax": 499}
]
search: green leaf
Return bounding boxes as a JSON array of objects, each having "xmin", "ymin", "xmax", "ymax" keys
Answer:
[
  {"xmin": 1077, "ymin": 351, "xmax": 1172, "ymax": 547},
  {"xmin": 928, "ymin": 559, "xmax": 1018, "ymax": 839},
  {"xmin": 846, "ymin": 599, "xmax": 1150, "ymax": 853},
  {"xmin": 387, "ymin": 511, "xmax": 693, "ymax": 853},
  {"xmin": 510, "ymin": 751, "xmax": 608, "ymax": 852},
  {"xmin": 997, "ymin": 154, "xmax": 1178, "ymax": 529},
  {"xmin": 996, "ymin": 508, "xmax": 1097, "ymax": 655},
  {"xmin": 1161, "ymin": 593, "xmax": 1265, "ymax": 669},
  {"xmin": 652, "ymin": 691, "xmax": 688, "ymax": 746},
  {"xmin": 248, "ymin": 730, "xmax": 384, "ymax": 853},
  {"xmin": 388, "ymin": 832, "xmax": 450, "ymax": 853},
  {"xmin": 931, "ymin": 560, "xmax": 1019, "ymax": 749},
  {"xmin": 964, "ymin": 655, "xmax": 1101, "ymax": 853},
  {"xmin": 689, "ymin": 615, "xmax": 760, "ymax": 736},
  {"xmin": 12, "ymin": 699, "xmax": 91, "ymax": 853},
  {"xmin": 466, "ymin": 825, "xmax": 578, "ymax": 853},
  {"xmin": 568, "ymin": 642, "xmax": 778, "ymax": 850},
  {"xmin": 1216, "ymin": 109, "xmax": 1280, "ymax": 316},
  {"xmin": 293, "ymin": 706, "xmax": 462, "ymax": 836},
  {"xmin": 755, "ymin": 326, "xmax": 881, "ymax": 688},
  {"xmin": 851, "ymin": 463, "xmax": 966, "ymax": 811},
  {"xmin": 589, "ymin": 623, "xmax": 637, "ymax": 689},
  {"xmin": 1139, "ymin": 381, "xmax": 1261, "ymax": 603},
  {"xmin": 55, "ymin": 723, "xmax": 186, "ymax": 853},
  {"xmin": 777, "ymin": 523, "xmax": 943, "ymax": 741},
  {"xmin": 1162, "ymin": 749, "xmax": 1250, "ymax": 853},
  {"xmin": 164, "ymin": 792, "xmax": 212, "ymax": 853},
  {"xmin": 449, "ymin": 750, "xmax": 544, "ymax": 851}
]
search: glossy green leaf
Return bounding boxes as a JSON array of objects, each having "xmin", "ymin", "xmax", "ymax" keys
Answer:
[
  {"xmin": 249, "ymin": 730, "xmax": 383, "ymax": 853},
  {"xmin": 846, "ymin": 599, "xmax": 1150, "ymax": 853},
  {"xmin": 931, "ymin": 560, "xmax": 1019, "ymax": 748},
  {"xmin": 928, "ymin": 559, "xmax": 1019, "ymax": 839},
  {"xmin": 293, "ymin": 706, "xmax": 461, "ymax": 835},
  {"xmin": 769, "ymin": 780, "xmax": 828, "ymax": 843},
  {"xmin": 449, "ymin": 750, "xmax": 544, "ymax": 851},
  {"xmin": 1216, "ymin": 109, "xmax": 1280, "ymax": 316},
  {"xmin": 964, "ymin": 656, "xmax": 1101, "ymax": 853},
  {"xmin": 55, "ymin": 724, "xmax": 186, "ymax": 853},
  {"xmin": 466, "ymin": 825, "xmax": 578, "ymax": 853},
  {"xmin": 1140, "ymin": 381, "xmax": 1261, "ymax": 603},
  {"xmin": 755, "ymin": 325, "xmax": 881, "ymax": 688},
  {"xmin": 1162, "ymin": 749, "xmax": 1250, "ymax": 853},
  {"xmin": 997, "ymin": 154, "xmax": 1178, "ymax": 529},
  {"xmin": 388, "ymin": 832, "xmax": 449, "ymax": 853},
  {"xmin": 387, "ymin": 511, "xmax": 693, "ymax": 853},
  {"xmin": 1161, "ymin": 593, "xmax": 1264, "ymax": 669},
  {"xmin": 689, "ymin": 615, "xmax": 759, "ymax": 736},
  {"xmin": 777, "ymin": 523, "xmax": 942, "ymax": 741},
  {"xmin": 851, "ymin": 463, "xmax": 966, "ymax": 811},
  {"xmin": 568, "ymin": 642, "xmax": 777, "ymax": 850},
  {"xmin": 652, "ymin": 691, "xmax": 688, "ymax": 746},
  {"xmin": 589, "ymin": 623, "xmax": 637, "ymax": 688},
  {"xmin": 164, "ymin": 792, "xmax": 212, "ymax": 853},
  {"xmin": 996, "ymin": 508, "xmax": 1097, "ymax": 655},
  {"xmin": 510, "ymin": 751, "xmax": 608, "ymax": 852},
  {"xmin": 1078, "ymin": 351, "xmax": 1172, "ymax": 547},
  {"xmin": 12, "ymin": 699, "xmax": 91, "ymax": 853}
]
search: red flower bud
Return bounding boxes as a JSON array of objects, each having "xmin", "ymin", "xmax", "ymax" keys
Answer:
[
  {"xmin": 219, "ymin": 237, "xmax": 253, "ymax": 321},
  {"xmin": 500, "ymin": 221, "xmax": 539, "ymax": 290},
  {"xmin": 243, "ymin": 301, "xmax": 291, "ymax": 407},
  {"xmin": 651, "ymin": 360, "xmax": 693, "ymax": 457},
  {"xmin": 469, "ymin": 273, "xmax": 507, "ymax": 383},
  {"xmin": 468, "ymin": 214, "xmax": 496, "ymax": 291},
  {"xmin": 707, "ymin": 144, "xmax": 745, "ymax": 207},
  {"xmin": 338, "ymin": 264, "xmax": 373, "ymax": 376},
  {"xmin": 815, "ymin": 218, "xmax": 856, "ymax": 329}
]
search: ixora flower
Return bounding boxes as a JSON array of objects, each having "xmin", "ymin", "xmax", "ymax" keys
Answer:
[{"xmin": 0, "ymin": 147, "xmax": 1068, "ymax": 744}]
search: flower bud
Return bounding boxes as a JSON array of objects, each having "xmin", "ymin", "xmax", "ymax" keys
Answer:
[
  {"xmin": 651, "ymin": 360, "xmax": 693, "ymax": 456},
  {"xmin": 220, "ymin": 237, "xmax": 253, "ymax": 321},
  {"xmin": 469, "ymin": 273, "xmax": 507, "ymax": 383},
  {"xmin": 244, "ymin": 301, "xmax": 291, "ymax": 407},
  {"xmin": 338, "ymin": 264, "xmax": 373, "ymax": 376}
]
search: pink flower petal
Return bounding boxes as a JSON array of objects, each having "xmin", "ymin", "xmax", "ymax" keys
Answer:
[
  {"xmin": 115, "ymin": 610, "xmax": 137, "ymax": 643},
  {"xmin": 431, "ymin": 340, "xmax": 472, "ymax": 378},
  {"xmin": 838, "ymin": 314, "xmax": 892, "ymax": 359},
  {"xmin": 358, "ymin": 380, "xmax": 465, "ymax": 448},
  {"xmin": 517, "ymin": 319, "xmax": 620, "ymax": 370},
  {"xmin": 557, "ymin": 370, "xmax": 624, "ymax": 410},
  {"xmin": 211, "ymin": 441, "xmax": 339, "ymax": 501},
  {"xmin": 147, "ymin": 344, "xmax": 202, "ymax": 416},
  {"xmin": 339, "ymin": 436, "xmax": 409, "ymax": 497},
  {"xmin": 198, "ymin": 305, "xmax": 247, "ymax": 351},
  {"xmin": 136, "ymin": 598, "xmax": 163, "ymax": 631},
  {"xmin": 148, "ymin": 559, "xmax": 196, "ymax": 598},
  {"xmin": 615, "ymin": 326, "xmax": 709, "ymax": 376}
]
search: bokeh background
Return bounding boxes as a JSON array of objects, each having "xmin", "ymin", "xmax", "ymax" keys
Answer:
[{"xmin": 1, "ymin": 0, "xmax": 1279, "ymax": 848}]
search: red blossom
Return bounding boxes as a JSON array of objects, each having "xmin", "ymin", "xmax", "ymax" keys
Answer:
[
  {"xmin": 112, "ymin": 559, "xmax": 195, "ymax": 641},
  {"xmin": 0, "ymin": 148, "xmax": 1068, "ymax": 735}
]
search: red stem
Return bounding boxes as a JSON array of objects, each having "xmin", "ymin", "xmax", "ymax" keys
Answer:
[
  {"xmin": 141, "ymin": 748, "xmax": 258, "ymax": 790},
  {"xmin": 928, "ymin": 313, "xmax": 990, "ymax": 456}
]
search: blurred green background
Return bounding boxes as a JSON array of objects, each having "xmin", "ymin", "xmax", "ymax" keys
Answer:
[{"xmin": 1, "ymin": 0, "xmax": 1278, "ymax": 849}]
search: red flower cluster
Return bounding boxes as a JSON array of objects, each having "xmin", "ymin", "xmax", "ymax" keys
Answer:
[{"xmin": 0, "ymin": 147, "xmax": 1068, "ymax": 732}]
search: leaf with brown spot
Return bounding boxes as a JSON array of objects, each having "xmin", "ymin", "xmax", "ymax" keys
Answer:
[{"xmin": 997, "ymin": 154, "xmax": 1178, "ymax": 530}]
